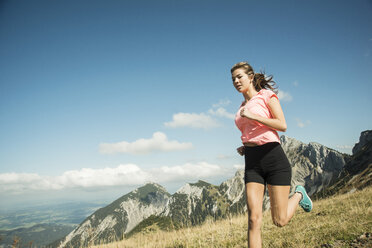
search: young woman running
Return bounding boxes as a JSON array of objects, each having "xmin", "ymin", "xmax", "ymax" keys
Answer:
[{"xmin": 231, "ymin": 62, "xmax": 312, "ymax": 248}]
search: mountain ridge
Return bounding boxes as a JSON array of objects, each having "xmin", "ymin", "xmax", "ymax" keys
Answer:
[
  {"xmin": 314, "ymin": 130, "xmax": 372, "ymax": 198},
  {"xmin": 51, "ymin": 132, "xmax": 371, "ymax": 248}
]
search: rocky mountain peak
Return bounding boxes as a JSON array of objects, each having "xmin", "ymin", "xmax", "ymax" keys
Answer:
[
  {"xmin": 220, "ymin": 170, "xmax": 244, "ymax": 200},
  {"xmin": 314, "ymin": 130, "xmax": 372, "ymax": 198},
  {"xmin": 352, "ymin": 130, "xmax": 372, "ymax": 155},
  {"xmin": 175, "ymin": 181, "xmax": 207, "ymax": 198},
  {"xmin": 137, "ymin": 182, "xmax": 170, "ymax": 196},
  {"xmin": 279, "ymin": 135, "xmax": 347, "ymax": 195},
  {"xmin": 280, "ymin": 135, "xmax": 303, "ymax": 148},
  {"xmin": 190, "ymin": 180, "xmax": 212, "ymax": 188},
  {"xmin": 54, "ymin": 181, "xmax": 170, "ymax": 248}
]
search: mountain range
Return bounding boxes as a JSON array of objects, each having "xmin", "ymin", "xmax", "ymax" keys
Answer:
[{"xmin": 52, "ymin": 131, "xmax": 372, "ymax": 248}]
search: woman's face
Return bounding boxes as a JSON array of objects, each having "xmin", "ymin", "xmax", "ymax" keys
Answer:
[{"xmin": 232, "ymin": 68, "xmax": 253, "ymax": 93}]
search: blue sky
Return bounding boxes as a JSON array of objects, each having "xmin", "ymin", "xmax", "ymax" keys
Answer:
[{"xmin": 0, "ymin": 0, "xmax": 371, "ymax": 209}]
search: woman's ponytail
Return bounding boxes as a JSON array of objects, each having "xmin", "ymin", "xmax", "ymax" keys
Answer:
[{"xmin": 253, "ymin": 72, "xmax": 277, "ymax": 93}]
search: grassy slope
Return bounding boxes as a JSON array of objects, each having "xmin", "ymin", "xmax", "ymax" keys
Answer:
[{"xmin": 91, "ymin": 186, "xmax": 372, "ymax": 248}]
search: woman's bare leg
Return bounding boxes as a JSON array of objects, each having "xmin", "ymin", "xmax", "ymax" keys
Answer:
[
  {"xmin": 246, "ymin": 182, "xmax": 265, "ymax": 248},
  {"xmin": 267, "ymin": 185, "xmax": 302, "ymax": 227}
]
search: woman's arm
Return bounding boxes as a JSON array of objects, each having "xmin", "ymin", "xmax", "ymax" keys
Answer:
[{"xmin": 240, "ymin": 97, "xmax": 287, "ymax": 132}]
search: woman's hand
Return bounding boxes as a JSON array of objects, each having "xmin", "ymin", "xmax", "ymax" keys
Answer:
[
  {"xmin": 237, "ymin": 146, "xmax": 245, "ymax": 156},
  {"xmin": 241, "ymin": 97, "xmax": 287, "ymax": 132},
  {"xmin": 240, "ymin": 108, "xmax": 256, "ymax": 120}
]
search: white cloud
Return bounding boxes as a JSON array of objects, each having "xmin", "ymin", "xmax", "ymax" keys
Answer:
[
  {"xmin": 295, "ymin": 118, "xmax": 311, "ymax": 128},
  {"xmin": 151, "ymin": 162, "xmax": 226, "ymax": 183},
  {"xmin": 209, "ymin": 99, "xmax": 234, "ymax": 119},
  {"xmin": 0, "ymin": 173, "xmax": 52, "ymax": 193},
  {"xmin": 335, "ymin": 145, "xmax": 352, "ymax": 154},
  {"xmin": 164, "ymin": 100, "xmax": 235, "ymax": 129},
  {"xmin": 296, "ymin": 118, "xmax": 305, "ymax": 128},
  {"xmin": 336, "ymin": 145, "xmax": 353, "ymax": 150},
  {"xmin": 277, "ymin": 90, "xmax": 293, "ymax": 102},
  {"xmin": 58, "ymin": 164, "xmax": 149, "ymax": 187},
  {"xmin": 164, "ymin": 112, "xmax": 220, "ymax": 129},
  {"xmin": 208, "ymin": 107, "xmax": 235, "ymax": 119},
  {"xmin": 99, "ymin": 132, "xmax": 193, "ymax": 155},
  {"xmin": 212, "ymin": 99, "xmax": 231, "ymax": 108},
  {"xmin": 0, "ymin": 162, "xmax": 228, "ymax": 194},
  {"xmin": 233, "ymin": 164, "xmax": 244, "ymax": 170},
  {"xmin": 216, "ymin": 154, "xmax": 233, "ymax": 160}
]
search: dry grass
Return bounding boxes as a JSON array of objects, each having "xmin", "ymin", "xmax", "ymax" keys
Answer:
[{"xmin": 91, "ymin": 186, "xmax": 372, "ymax": 248}]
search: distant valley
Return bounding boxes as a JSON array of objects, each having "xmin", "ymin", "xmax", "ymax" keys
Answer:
[{"xmin": 0, "ymin": 202, "xmax": 105, "ymax": 247}]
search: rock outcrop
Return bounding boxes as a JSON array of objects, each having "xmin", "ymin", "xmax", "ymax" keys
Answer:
[
  {"xmin": 281, "ymin": 135, "xmax": 347, "ymax": 195},
  {"xmin": 162, "ymin": 180, "xmax": 231, "ymax": 227},
  {"xmin": 219, "ymin": 170, "xmax": 246, "ymax": 213},
  {"xmin": 352, "ymin": 130, "xmax": 372, "ymax": 155},
  {"xmin": 314, "ymin": 130, "xmax": 372, "ymax": 198}
]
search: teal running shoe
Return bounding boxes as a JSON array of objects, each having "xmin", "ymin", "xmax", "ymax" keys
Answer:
[{"xmin": 295, "ymin": 185, "xmax": 313, "ymax": 212}]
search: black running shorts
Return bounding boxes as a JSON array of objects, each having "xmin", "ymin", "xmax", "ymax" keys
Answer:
[{"xmin": 244, "ymin": 142, "xmax": 292, "ymax": 186}]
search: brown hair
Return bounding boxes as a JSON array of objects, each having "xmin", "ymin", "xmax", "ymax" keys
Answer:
[{"xmin": 230, "ymin": 62, "xmax": 277, "ymax": 93}]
